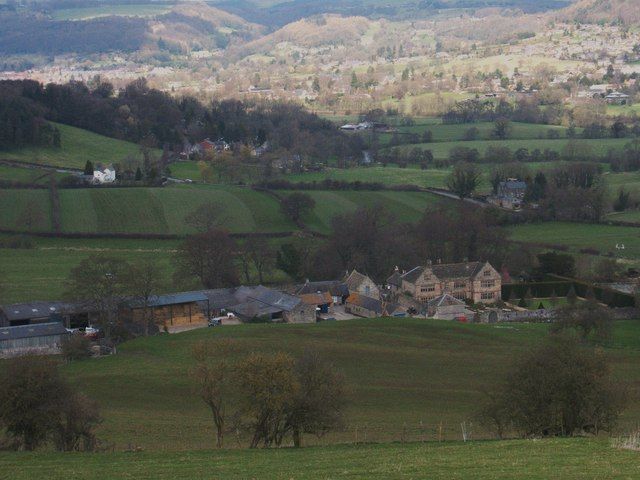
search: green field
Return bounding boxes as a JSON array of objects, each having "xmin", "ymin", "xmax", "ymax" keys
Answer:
[
  {"xmin": 508, "ymin": 222, "xmax": 640, "ymax": 261},
  {"xmin": 390, "ymin": 137, "xmax": 629, "ymax": 160},
  {"xmin": 302, "ymin": 190, "xmax": 441, "ymax": 232},
  {"xmin": 0, "ymin": 123, "xmax": 154, "ymax": 169},
  {"xmin": 0, "ymin": 185, "xmax": 442, "ymax": 235},
  {"xmin": 1, "ymin": 438, "xmax": 639, "ymax": 479},
  {"xmin": 2, "ymin": 318, "xmax": 640, "ymax": 456},
  {"xmin": 377, "ymin": 121, "xmax": 574, "ymax": 146},
  {"xmin": 51, "ymin": 4, "xmax": 172, "ymax": 20},
  {"xmin": 0, "ymin": 236, "xmax": 180, "ymax": 304}
]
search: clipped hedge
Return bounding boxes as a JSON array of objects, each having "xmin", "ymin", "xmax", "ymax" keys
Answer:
[{"xmin": 502, "ymin": 278, "xmax": 634, "ymax": 308}]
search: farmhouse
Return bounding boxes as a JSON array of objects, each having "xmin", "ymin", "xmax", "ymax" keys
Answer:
[
  {"xmin": 345, "ymin": 270, "xmax": 380, "ymax": 299},
  {"xmin": 387, "ymin": 261, "xmax": 501, "ymax": 304},
  {"xmin": 489, "ymin": 179, "xmax": 527, "ymax": 210},
  {"xmin": 0, "ymin": 322, "xmax": 69, "ymax": 358},
  {"xmin": 92, "ymin": 166, "xmax": 116, "ymax": 184}
]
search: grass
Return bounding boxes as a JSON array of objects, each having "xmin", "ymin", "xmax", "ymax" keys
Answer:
[
  {"xmin": 0, "ymin": 123, "xmax": 156, "ymax": 169},
  {"xmin": 390, "ymin": 138, "xmax": 630, "ymax": 160},
  {"xmin": 2, "ymin": 438, "xmax": 640, "ymax": 479},
  {"xmin": 0, "ymin": 185, "xmax": 443, "ymax": 235},
  {"xmin": 302, "ymin": 190, "xmax": 442, "ymax": 233},
  {"xmin": 508, "ymin": 222, "xmax": 640, "ymax": 261},
  {"xmin": 0, "ymin": 165, "xmax": 69, "ymax": 185},
  {"xmin": 51, "ymin": 4, "xmax": 172, "ymax": 21},
  {"xmin": 13, "ymin": 318, "xmax": 637, "ymax": 451},
  {"xmin": 0, "ymin": 185, "xmax": 296, "ymax": 235},
  {"xmin": 0, "ymin": 236, "xmax": 180, "ymax": 304}
]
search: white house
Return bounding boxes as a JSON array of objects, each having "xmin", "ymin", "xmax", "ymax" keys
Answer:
[{"xmin": 93, "ymin": 167, "xmax": 116, "ymax": 184}]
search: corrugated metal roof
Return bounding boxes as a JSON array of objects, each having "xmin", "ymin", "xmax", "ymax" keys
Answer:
[
  {"xmin": 0, "ymin": 322, "xmax": 69, "ymax": 341},
  {"xmin": 146, "ymin": 291, "xmax": 209, "ymax": 307},
  {"xmin": 0, "ymin": 301, "xmax": 83, "ymax": 322}
]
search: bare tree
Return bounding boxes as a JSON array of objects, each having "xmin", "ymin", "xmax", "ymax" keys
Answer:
[
  {"xmin": 479, "ymin": 335, "xmax": 626, "ymax": 438},
  {"xmin": 280, "ymin": 193, "xmax": 315, "ymax": 226},
  {"xmin": 0, "ymin": 356, "xmax": 101, "ymax": 451},
  {"xmin": 286, "ymin": 350, "xmax": 346, "ymax": 447},
  {"xmin": 185, "ymin": 202, "xmax": 228, "ymax": 233},
  {"xmin": 191, "ymin": 339, "xmax": 235, "ymax": 448},
  {"xmin": 236, "ymin": 352, "xmax": 298, "ymax": 448},
  {"xmin": 124, "ymin": 260, "xmax": 164, "ymax": 336},
  {"xmin": 174, "ymin": 230, "xmax": 238, "ymax": 289},
  {"xmin": 65, "ymin": 256, "xmax": 129, "ymax": 340}
]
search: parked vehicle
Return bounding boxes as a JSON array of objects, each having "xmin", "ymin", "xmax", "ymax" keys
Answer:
[{"xmin": 208, "ymin": 312, "xmax": 235, "ymax": 327}]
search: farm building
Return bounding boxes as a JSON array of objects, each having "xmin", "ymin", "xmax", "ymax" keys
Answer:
[
  {"xmin": 294, "ymin": 280, "xmax": 350, "ymax": 304},
  {"xmin": 298, "ymin": 291, "xmax": 334, "ymax": 315},
  {"xmin": 0, "ymin": 301, "xmax": 89, "ymax": 328},
  {"xmin": 128, "ymin": 291, "xmax": 210, "ymax": 332},
  {"xmin": 426, "ymin": 294, "xmax": 474, "ymax": 321},
  {"xmin": 227, "ymin": 286, "xmax": 316, "ymax": 323},
  {"xmin": 345, "ymin": 293, "xmax": 404, "ymax": 318},
  {"xmin": 0, "ymin": 322, "xmax": 69, "ymax": 357}
]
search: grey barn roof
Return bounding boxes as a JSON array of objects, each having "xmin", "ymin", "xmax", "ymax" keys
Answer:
[
  {"xmin": 0, "ymin": 322, "xmax": 69, "ymax": 341},
  {"xmin": 146, "ymin": 291, "xmax": 209, "ymax": 308},
  {"xmin": 0, "ymin": 301, "xmax": 82, "ymax": 322}
]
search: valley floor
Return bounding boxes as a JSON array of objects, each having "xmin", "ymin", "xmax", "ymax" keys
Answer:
[{"xmin": 1, "ymin": 438, "xmax": 638, "ymax": 479}]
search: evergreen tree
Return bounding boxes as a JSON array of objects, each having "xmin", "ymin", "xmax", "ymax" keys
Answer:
[
  {"xmin": 135, "ymin": 166, "xmax": 142, "ymax": 181},
  {"xmin": 83, "ymin": 160, "xmax": 94, "ymax": 176}
]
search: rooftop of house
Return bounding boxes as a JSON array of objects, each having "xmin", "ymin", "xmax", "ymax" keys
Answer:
[
  {"xmin": 345, "ymin": 270, "xmax": 373, "ymax": 291},
  {"xmin": 294, "ymin": 280, "xmax": 349, "ymax": 297},
  {"xmin": 499, "ymin": 180, "xmax": 527, "ymax": 190},
  {"xmin": 395, "ymin": 261, "xmax": 490, "ymax": 284},
  {"xmin": 298, "ymin": 292, "xmax": 333, "ymax": 306},
  {"xmin": 346, "ymin": 293, "xmax": 383, "ymax": 314},
  {"xmin": 428, "ymin": 294, "xmax": 466, "ymax": 308}
]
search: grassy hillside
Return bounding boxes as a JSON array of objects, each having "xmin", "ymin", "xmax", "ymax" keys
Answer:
[
  {"xmin": 0, "ymin": 185, "xmax": 441, "ymax": 235},
  {"xmin": 508, "ymin": 222, "xmax": 640, "ymax": 261},
  {"xmin": 1, "ymin": 438, "xmax": 638, "ymax": 479},
  {"xmin": 42, "ymin": 318, "xmax": 640, "ymax": 451},
  {"xmin": 390, "ymin": 137, "xmax": 629, "ymax": 160},
  {"xmin": 0, "ymin": 236, "xmax": 180, "ymax": 304},
  {"xmin": 0, "ymin": 123, "xmax": 155, "ymax": 169}
]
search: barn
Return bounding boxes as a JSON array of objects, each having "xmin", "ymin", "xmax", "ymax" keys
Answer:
[{"xmin": 0, "ymin": 322, "xmax": 69, "ymax": 358}]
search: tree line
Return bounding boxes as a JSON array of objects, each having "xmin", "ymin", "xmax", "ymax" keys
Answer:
[{"xmin": 0, "ymin": 79, "xmax": 362, "ymax": 160}]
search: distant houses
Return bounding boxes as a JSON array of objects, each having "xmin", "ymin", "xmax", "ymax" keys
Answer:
[
  {"xmin": 0, "ymin": 261, "xmax": 504, "ymax": 356},
  {"xmin": 488, "ymin": 179, "xmax": 527, "ymax": 210},
  {"xmin": 92, "ymin": 166, "xmax": 116, "ymax": 184}
]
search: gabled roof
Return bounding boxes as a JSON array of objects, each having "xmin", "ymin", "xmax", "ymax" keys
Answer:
[
  {"xmin": 295, "ymin": 280, "xmax": 349, "ymax": 297},
  {"xmin": 299, "ymin": 292, "xmax": 333, "ymax": 306},
  {"xmin": 227, "ymin": 286, "xmax": 302, "ymax": 317},
  {"xmin": 387, "ymin": 271, "xmax": 402, "ymax": 288},
  {"xmin": 399, "ymin": 262, "xmax": 488, "ymax": 285},
  {"xmin": 146, "ymin": 291, "xmax": 209, "ymax": 308},
  {"xmin": 0, "ymin": 301, "xmax": 84, "ymax": 322},
  {"xmin": 0, "ymin": 322, "xmax": 68, "ymax": 342},
  {"xmin": 345, "ymin": 270, "xmax": 371, "ymax": 291},
  {"xmin": 428, "ymin": 294, "xmax": 465, "ymax": 308},
  {"xmin": 500, "ymin": 180, "xmax": 527, "ymax": 190},
  {"xmin": 346, "ymin": 293, "xmax": 383, "ymax": 314}
]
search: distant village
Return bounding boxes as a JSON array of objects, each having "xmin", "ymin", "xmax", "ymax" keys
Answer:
[{"xmin": 0, "ymin": 260, "xmax": 511, "ymax": 357}]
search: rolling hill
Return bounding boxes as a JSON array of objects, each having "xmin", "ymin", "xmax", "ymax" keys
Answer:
[
  {"xmin": 10, "ymin": 318, "xmax": 640, "ymax": 450},
  {"xmin": 558, "ymin": 0, "xmax": 640, "ymax": 25}
]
